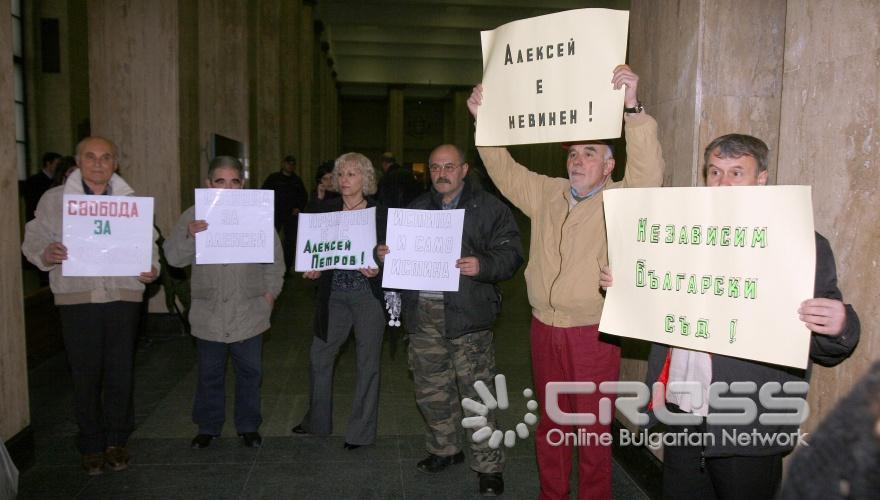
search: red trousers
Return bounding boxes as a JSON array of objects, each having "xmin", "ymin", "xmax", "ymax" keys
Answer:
[{"xmin": 530, "ymin": 317, "xmax": 621, "ymax": 500}]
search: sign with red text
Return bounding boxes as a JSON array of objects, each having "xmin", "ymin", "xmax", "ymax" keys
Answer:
[
  {"xmin": 599, "ymin": 186, "xmax": 815, "ymax": 369},
  {"xmin": 476, "ymin": 8, "xmax": 630, "ymax": 146},
  {"xmin": 62, "ymin": 195, "xmax": 155, "ymax": 276},
  {"xmin": 195, "ymin": 188, "xmax": 275, "ymax": 264}
]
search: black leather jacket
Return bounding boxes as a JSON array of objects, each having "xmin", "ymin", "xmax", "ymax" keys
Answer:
[{"xmin": 399, "ymin": 181, "xmax": 524, "ymax": 339}]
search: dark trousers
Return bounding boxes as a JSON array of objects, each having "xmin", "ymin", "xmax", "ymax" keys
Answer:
[
  {"xmin": 530, "ymin": 317, "xmax": 620, "ymax": 500},
  {"xmin": 281, "ymin": 218, "xmax": 298, "ymax": 270},
  {"xmin": 662, "ymin": 405, "xmax": 783, "ymax": 500},
  {"xmin": 305, "ymin": 288, "xmax": 384, "ymax": 445},
  {"xmin": 192, "ymin": 334, "xmax": 264, "ymax": 435},
  {"xmin": 58, "ymin": 301, "xmax": 141, "ymax": 454}
]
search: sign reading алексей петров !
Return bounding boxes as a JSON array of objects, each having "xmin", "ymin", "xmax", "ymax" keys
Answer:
[
  {"xmin": 382, "ymin": 208, "xmax": 465, "ymax": 292},
  {"xmin": 476, "ymin": 8, "xmax": 630, "ymax": 146},
  {"xmin": 62, "ymin": 194, "xmax": 155, "ymax": 276},
  {"xmin": 195, "ymin": 188, "xmax": 275, "ymax": 264},
  {"xmin": 599, "ymin": 186, "xmax": 815, "ymax": 369},
  {"xmin": 295, "ymin": 207, "xmax": 378, "ymax": 272}
]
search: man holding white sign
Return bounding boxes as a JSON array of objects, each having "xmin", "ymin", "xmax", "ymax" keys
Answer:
[
  {"xmin": 377, "ymin": 144, "xmax": 523, "ymax": 496},
  {"xmin": 469, "ymin": 65, "xmax": 664, "ymax": 500},
  {"xmin": 601, "ymin": 134, "xmax": 860, "ymax": 499},
  {"xmin": 22, "ymin": 137, "xmax": 159, "ymax": 476},
  {"xmin": 164, "ymin": 156, "xmax": 284, "ymax": 450}
]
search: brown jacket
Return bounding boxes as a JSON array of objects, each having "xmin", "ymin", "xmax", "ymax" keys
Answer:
[{"xmin": 477, "ymin": 112, "xmax": 664, "ymax": 327}]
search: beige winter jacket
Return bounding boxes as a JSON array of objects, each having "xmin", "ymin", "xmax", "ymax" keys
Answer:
[
  {"xmin": 477, "ymin": 112, "xmax": 665, "ymax": 328},
  {"xmin": 163, "ymin": 206, "xmax": 285, "ymax": 343},
  {"xmin": 21, "ymin": 169, "xmax": 160, "ymax": 305}
]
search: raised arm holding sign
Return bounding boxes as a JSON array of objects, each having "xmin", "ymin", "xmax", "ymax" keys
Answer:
[{"xmin": 469, "ymin": 61, "xmax": 665, "ymax": 499}]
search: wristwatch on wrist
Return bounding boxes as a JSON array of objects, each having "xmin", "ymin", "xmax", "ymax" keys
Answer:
[{"xmin": 624, "ymin": 101, "xmax": 644, "ymax": 114}]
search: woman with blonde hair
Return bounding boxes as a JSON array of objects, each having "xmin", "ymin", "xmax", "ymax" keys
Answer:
[{"xmin": 292, "ymin": 152, "xmax": 386, "ymax": 449}]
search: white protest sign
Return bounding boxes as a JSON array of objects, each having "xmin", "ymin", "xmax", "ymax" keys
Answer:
[
  {"xmin": 476, "ymin": 8, "xmax": 630, "ymax": 146},
  {"xmin": 194, "ymin": 189, "xmax": 275, "ymax": 264},
  {"xmin": 599, "ymin": 186, "xmax": 815, "ymax": 369},
  {"xmin": 382, "ymin": 209, "xmax": 465, "ymax": 292},
  {"xmin": 295, "ymin": 207, "xmax": 378, "ymax": 271},
  {"xmin": 62, "ymin": 195, "xmax": 154, "ymax": 276}
]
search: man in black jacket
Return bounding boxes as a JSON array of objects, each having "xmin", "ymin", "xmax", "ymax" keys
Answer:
[
  {"xmin": 261, "ymin": 155, "xmax": 308, "ymax": 270},
  {"xmin": 603, "ymin": 134, "xmax": 860, "ymax": 499},
  {"xmin": 378, "ymin": 144, "xmax": 523, "ymax": 497}
]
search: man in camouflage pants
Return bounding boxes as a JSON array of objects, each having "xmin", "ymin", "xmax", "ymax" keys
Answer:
[{"xmin": 378, "ymin": 144, "xmax": 523, "ymax": 497}]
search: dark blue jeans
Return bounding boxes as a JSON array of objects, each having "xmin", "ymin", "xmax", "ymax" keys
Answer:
[
  {"xmin": 58, "ymin": 301, "xmax": 141, "ymax": 454},
  {"xmin": 193, "ymin": 334, "xmax": 263, "ymax": 435}
]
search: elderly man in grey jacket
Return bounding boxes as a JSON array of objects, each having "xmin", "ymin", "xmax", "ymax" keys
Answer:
[{"xmin": 164, "ymin": 156, "xmax": 285, "ymax": 449}]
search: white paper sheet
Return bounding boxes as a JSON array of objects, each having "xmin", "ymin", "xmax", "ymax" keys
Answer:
[
  {"xmin": 382, "ymin": 208, "xmax": 465, "ymax": 292},
  {"xmin": 194, "ymin": 188, "xmax": 275, "ymax": 264},
  {"xmin": 295, "ymin": 207, "xmax": 379, "ymax": 271},
  {"xmin": 62, "ymin": 195, "xmax": 154, "ymax": 276}
]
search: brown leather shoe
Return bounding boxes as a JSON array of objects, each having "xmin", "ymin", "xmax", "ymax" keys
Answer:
[
  {"xmin": 82, "ymin": 453, "xmax": 104, "ymax": 476},
  {"xmin": 104, "ymin": 446, "xmax": 130, "ymax": 472}
]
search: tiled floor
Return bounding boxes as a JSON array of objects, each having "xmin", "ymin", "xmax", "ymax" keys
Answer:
[{"xmin": 17, "ymin": 215, "xmax": 650, "ymax": 499}]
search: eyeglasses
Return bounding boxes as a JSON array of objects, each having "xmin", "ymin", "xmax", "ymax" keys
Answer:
[{"xmin": 428, "ymin": 163, "xmax": 461, "ymax": 173}]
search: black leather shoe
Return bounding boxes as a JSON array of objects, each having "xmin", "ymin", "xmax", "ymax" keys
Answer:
[
  {"xmin": 291, "ymin": 424, "xmax": 309, "ymax": 435},
  {"xmin": 239, "ymin": 432, "xmax": 262, "ymax": 448},
  {"xmin": 191, "ymin": 434, "xmax": 216, "ymax": 449},
  {"xmin": 343, "ymin": 442, "xmax": 362, "ymax": 450},
  {"xmin": 478, "ymin": 472, "xmax": 504, "ymax": 496},
  {"xmin": 416, "ymin": 451, "xmax": 465, "ymax": 473}
]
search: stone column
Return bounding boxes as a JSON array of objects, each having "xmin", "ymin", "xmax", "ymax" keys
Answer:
[
  {"xmin": 299, "ymin": 2, "xmax": 315, "ymax": 174},
  {"xmin": 629, "ymin": 0, "xmax": 786, "ymax": 187},
  {"xmin": 452, "ymin": 89, "xmax": 473, "ymax": 155},
  {"xmin": 387, "ymin": 86, "xmax": 405, "ymax": 162},
  {"xmin": 279, "ymin": 0, "xmax": 301, "ymax": 165},
  {"xmin": 777, "ymin": 0, "xmax": 880, "ymax": 433},
  {"xmin": 87, "ymin": 0, "xmax": 181, "ymax": 233},
  {"xmin": 622, "ymin": 0, "xmax": 787, "ymax": 413},
  {"xmin": 0, "ymin": 7, "xmax": 29, "ymax": 443},
  {"xmin": 249, "ymin": 0, "xmax": 282, "ymax": 185}
]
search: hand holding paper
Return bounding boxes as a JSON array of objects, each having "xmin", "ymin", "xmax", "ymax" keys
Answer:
[
  {"xmin": 42, "ymin": 242, "xmax": 68, "ymax": 266},
  {"xmin": 188, "ymin": 219, "xmax": 208, "ymax": 238},
  {"xmin": 456, "ymin": 256, "xmax": 481, "ymax": 277},
  {"xmin": 611, "ymin": 64, "xmax": 639, "ymax": 107},
  {"xmin": 799, "ymin": 298, "xmax": 846, "ymax": 336}
]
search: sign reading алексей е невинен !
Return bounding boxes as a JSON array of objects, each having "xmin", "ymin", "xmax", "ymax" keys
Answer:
[
  {"xmin": 62, "ymin": 194, "xmax": 155, "ymax": 276},
  {"xmin": 295, "ymin": 207, "xmax": 378, "ymax": 272},
  {"xmin": 476, "ymin": 8, "xmax": 630, "ymax": 146},
  {"xmin": 382, "ymin": 208, "xmax": 465, "ymax": 292},
  {"xmin": 195, "ymin": 188, "xmax": 275, "ymax": 264},
  {"xmin": 599, "ymin": 186, "xmax": 815, "ymax": 369}
]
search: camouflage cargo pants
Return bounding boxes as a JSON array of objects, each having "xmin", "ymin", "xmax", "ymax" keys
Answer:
[{"xmin": 408, "ymin": 295, "xmax": 503, "ymax": 473}]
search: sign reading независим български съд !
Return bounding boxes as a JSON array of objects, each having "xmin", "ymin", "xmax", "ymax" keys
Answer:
[{"xmin": 599, "ymin": 186, "xmax": 815, "ymax": 369}]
